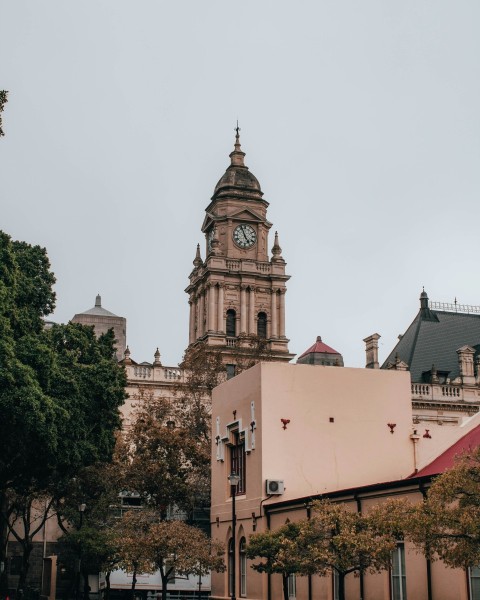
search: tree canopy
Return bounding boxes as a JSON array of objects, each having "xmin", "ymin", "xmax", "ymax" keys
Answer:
[
  {"xmin": 247, "ymin": 500, "xmax": 397, "ymax": 600},
  {"xmin": 246, "ymin": 521, "xmax": 314, "ymax": 600},
  {"xmin": 0, "ymin": 230, "xmax": 126, "ymax": 594},
  {"xmin": 395, "ymin": 447, "xmax": 480, "ymax": 569}
]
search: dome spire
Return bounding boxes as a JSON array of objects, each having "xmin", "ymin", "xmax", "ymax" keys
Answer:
[{"xmin": 230, "ymin": 121, "xmax": 246, "ymax": 167}]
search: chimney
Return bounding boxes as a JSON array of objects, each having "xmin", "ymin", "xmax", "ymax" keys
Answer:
[
  {"xmin": 457, "ymin": 345, "xmax": 476, "ymax": 386},
  {"xmin": 363, "ymin": 333, "xmax": 381, "ymax": 369}
]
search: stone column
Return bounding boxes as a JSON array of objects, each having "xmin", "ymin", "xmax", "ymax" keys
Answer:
[
  {"xmin": 271, "ymin": 289, "xmax": 278, "ymax": 338},
  {"xmin": 188, "ymin": 296, "xmax": 195, "ymax": 343},
  {"xmin": 248, "ymin": 287, "xmax": 255, "ymax": 334},
  {"xmin": 198, "ymin": 289, "xmax": 204, "ymax": 338},
  {"xmin": 208, "ymin": 283, "xmax": 216, "ymax": 331},
  {"xmin": 240, "ymin": 285, "xmax": 247, "ymax": 333},
  {"xmin": 217, "ymin": 284, "xmax": 224, "ymax": 333},
  {"xmin": 363, "ymin": 333, "xmax": 381, "ymax": 369},
  {"xmin": 279, "ymin": 289, "xmax": 286, "ymax": 337}
]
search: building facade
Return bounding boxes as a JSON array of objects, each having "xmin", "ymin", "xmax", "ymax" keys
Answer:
[
  {"xmin": 379, "ymin": 290, "xmax": 480, "ymax": 427},
  {"xmin": 210, "ymin": 361, "xmax": 480, "ymax": 600}
]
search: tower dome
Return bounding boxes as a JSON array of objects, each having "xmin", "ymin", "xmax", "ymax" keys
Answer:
[{"xmin": 212, "ymin": 127, "xmax": 263, "ymax": 201}]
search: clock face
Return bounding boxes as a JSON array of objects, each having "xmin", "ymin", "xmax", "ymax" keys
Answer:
[{"xmin": 233, "ymin": 224, "xmax": 257, "ymax": 249}]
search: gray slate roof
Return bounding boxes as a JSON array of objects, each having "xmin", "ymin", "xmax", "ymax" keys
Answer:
[
  {"xmin": 78, "ymin": 294, "xmax": 118, "ymax": 317},
  {"xmin": 382, "ymin": 294, "xmax": 480, "ymax": 381}
]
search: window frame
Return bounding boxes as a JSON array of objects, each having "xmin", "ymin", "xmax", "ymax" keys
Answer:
[
  {"xmin": 240, "ymin": 537, "xmax": 247, "ymax": 597},
  {"xmin": 469, "ymin": 566, "xmax": 480, "ymax": 600},
  {"xmin": 287, "ymin": 573, "xmax": 296, "ymax": 599},
  {"xmin": 257, "ymin": 311, "xmax": 267, "ymax": 339},
  {"xmin": 230, "ymin": 431, "xmax": 246, "ymax": 495},
  {"xmin": 391, "ymin": 542, "xmax": 407, "ymax": 600},
  {"xmin": 226, "ymin": 309, "xmax": 236, "ymax": 337},
  {"xmin": 228, "ymin": 537, "xmax": 234, "ymax": 597}
]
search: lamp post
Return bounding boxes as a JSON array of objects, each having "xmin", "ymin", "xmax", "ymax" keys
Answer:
[
  {"xmin": 227, "ymin": 473, "xmax": 240, "ymax": 600},
  {"xmin": 76, "ymin": 503, "xmax": 86, "ymax": 600}
]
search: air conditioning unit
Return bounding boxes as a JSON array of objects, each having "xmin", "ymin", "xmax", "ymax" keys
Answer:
[{"xmin": 266, "ymin": 479, "xmax": 284, "ymax": 495}]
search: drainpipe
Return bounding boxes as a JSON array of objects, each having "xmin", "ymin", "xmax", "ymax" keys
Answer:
[
  {"xmin": 410, "ymin": 430, "xmax": 420, "ymax": 474},
  {"xmin": 266, "ymin": 510, "xmax": 271, "ymax": 600},
  {"xmin": 355, "ymin": 496, "xmax": 364, "ymax": 600},
  {"xmin": 419, "ymin": 483, "xmax": 433, "ymax": 600},
  {"xmin": 305, "ymin": 503, "xmax": 312, "ymax": 600}
]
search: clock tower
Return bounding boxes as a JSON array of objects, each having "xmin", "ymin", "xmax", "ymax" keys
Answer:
[{"xmin": 185, "ymin": 129, "xmax": 294, "ymax": 364}]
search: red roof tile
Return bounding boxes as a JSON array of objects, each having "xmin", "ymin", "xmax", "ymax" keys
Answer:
[
  {"xmin": 412, "ymin": 424, "xmax": 480, "ymax": 478},
  {"xmin": 298, "ymin": 336, "xmax": 341, "ymax": 360}
]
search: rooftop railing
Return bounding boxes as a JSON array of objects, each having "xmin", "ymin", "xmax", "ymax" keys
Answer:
[{"xmin": 430, "ymin": 301, "xmax": 480, "ymax": 315}]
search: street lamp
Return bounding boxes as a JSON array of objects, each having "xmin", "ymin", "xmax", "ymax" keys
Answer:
[
  {"xmin": 76, "ymin": 503, "xmax": 86, "ymax": 600},
  {"xmin": 228, "ymin": 473, "xmax": 241, "ymax": 600}
]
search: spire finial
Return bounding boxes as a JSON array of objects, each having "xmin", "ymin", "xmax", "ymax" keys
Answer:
[
  {"xmin": 95, "ymin": 294, "xmax": 101, "ymax": 307},
  {"xmin": 271, "ymin": 231, "xmax": 284, "ymax": 262},
  {"xmin": 193, "ymin": 243, "xmax": 202, "ymax": 267},
  {"xmin": 230, "ymin": 121, "xmax": 245, "ymax": 167}
]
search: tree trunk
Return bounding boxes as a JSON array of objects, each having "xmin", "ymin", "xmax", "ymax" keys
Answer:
[
  {"xmin": 105, "ymin": 571, "xmax": 111, "ymax": 600},
  {"xmin": 282, "ymin": 573, "xmax": 289, "ymax": 600},
  {"xmin": 161, "ymin": 570, "xmax": 169, "ymax": 600},
  {"xmin": 338, "ymin": 571, "xmax": 346, "ymax": 600},
  {"xmin": 82, "ymin": 567, "xmax": 90, "ymax": 600},
  {"xmin": 130, "ymin": 567, "xmax": 137, "ymax": 600},
  {"xmin": 17, "ymin": 541, "xmax": 33, "ymax": 596},
  {"xmin": 0, "ymin": 492, "xmax": 9, "ymax": 597}
]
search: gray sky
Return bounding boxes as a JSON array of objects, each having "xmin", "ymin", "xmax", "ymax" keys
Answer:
[{"xmin": 2, "ymin": 1, "xmax": 480, "ymax": 368}]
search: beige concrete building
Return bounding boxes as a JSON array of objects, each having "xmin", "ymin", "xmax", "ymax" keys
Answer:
[
  {"xmin": 72, "ymin": 294, "xmax": 127, "ymax": 360},
  {"xmin": 210, "ymin": 361, "xmax": 480, "ymax": 600}
]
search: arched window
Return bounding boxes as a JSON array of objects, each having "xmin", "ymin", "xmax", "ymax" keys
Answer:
[
  {"xmin": 257, "ymin": 312, "xmax": 267, "ymax": 339},
  {"xmin": 240, "ymin": 537, "xmax": 247, "ymax": 597},
  {"xmin": 226, "ymin": 309, "xmax": 236, "ymax": 337},
  {"xmin": 228, "ymin": 537, "xmax": 234, "ymax": 597}
]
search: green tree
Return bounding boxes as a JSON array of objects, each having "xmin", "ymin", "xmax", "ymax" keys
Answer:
[
  {"xmin": 144, "ymin": 519, "xmax": 224, "ymax": 600},
  {"xmin": 305, "ymin": 500, "xmax": 397, "ymax": 600},
  {"xmin": 116, "ymin": 389, "xmax": 210, "ymax": 521},
  {"xmin": 0, "ymin": 231, "xmax": 126, "ymax": 594},
  {"xmin": 246, "ymin": 521, "xmax": 314, "ymax": 600},
  {"xmin": 56, "ymin": 462, "xmax": 125, "ymax": 600},
  {"xmin": 113, "ymin": 510, "xmax": 160, "ymax": 600},
  {"xmin": 403, "ymin": 448, "xmax": 480, "ymax": 569},
  {"xmin": 115, "ymin": 511, "xmax": 224, "ymax": 600}
]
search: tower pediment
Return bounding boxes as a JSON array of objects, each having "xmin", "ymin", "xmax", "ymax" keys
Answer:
[{"xmin": 202, "ymin": 208, "xmax": 271, "ymax": 233}]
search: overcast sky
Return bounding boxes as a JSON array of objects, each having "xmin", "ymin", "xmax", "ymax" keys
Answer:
[{"xmin": 2, "ymin": 1, "xmax": 480, "ymax": 368}]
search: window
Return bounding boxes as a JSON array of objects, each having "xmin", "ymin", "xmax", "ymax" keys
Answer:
[
  {"xmin": 470, "ymin": 567, "xmax": 480, "ymax": 599},
  {"xmin": 226, "ymin": 364, "xmax": 236, "ymax": 380},
  {"xmin": 391, "ymin": 543, "xmax": 407, "ymax": 600},
  {"xmin": 333, "ymin": 569, "xmax": 340, "ymax": 600},
  {"xmin": 257, "ymin": 312, "xmax": 267, "ymax": 339},
  {"xmin": 287, "ymin": 574, "xmax": 296, "ymax": 599},
  {"xmin": 9, "ymin": 556, "xmax": 22, "ymax": 576},
  {"xmin": 240, "ymin": 537, "xmax": 247, "ymax": 597},
  {"xmin": 226, "ymin": 309, "xmax": 236, "ymax": 337},
  {"xmin": 228, "ymin": 538, "xmax": 234, "ymax": 597},
  {"xmin": 230, "ymin": 431, "xmax": 246, "ymax": 495}
]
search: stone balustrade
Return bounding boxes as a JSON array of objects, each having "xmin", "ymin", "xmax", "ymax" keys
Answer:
[{"xmin": 411, "ymin": 383, "xmax": 464, "ymax": 401}]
